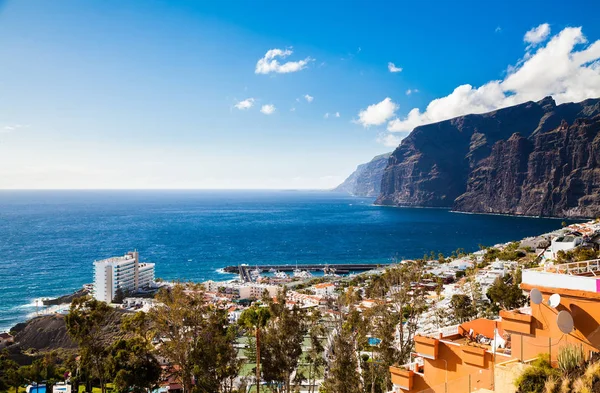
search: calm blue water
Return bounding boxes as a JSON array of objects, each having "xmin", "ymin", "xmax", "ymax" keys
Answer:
[{"xmin": 0, "ymin": 190, "xmax": 574, "ymax": 330}]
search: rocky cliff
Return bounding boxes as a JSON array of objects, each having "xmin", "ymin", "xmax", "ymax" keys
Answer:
[
  {"xmin": 334, "ymin": 152, "xmax": 391, "ymax": 197},
  {"xmin": 376, "ymin": 97, "xmax": 600, "ymax": 218}
]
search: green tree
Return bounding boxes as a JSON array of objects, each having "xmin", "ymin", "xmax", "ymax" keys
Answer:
[
  {"xmin": 0, "ymin": 352, "xmax": 22, "ymax": 393},
  {"xmin": 107, "ymin": 337, "xmax": 161, "ymax": 393},
  {"xmin": 321, "ymin": 329, "xmax": 361, "ymax": 393},
  {"xmin": 65, "ymin": 296, "xmax": 117, "ymax": 393},
  {"xmin": 304, "ymin": 310, "xmax": 325, "ymax": 393},
  {"xmin": 450, "ymin": 294, "xmax": 476, "ymax": 323},
  {"xmin": 369, "ymin": 304, "xmax": 402, "ymax": 392},
  {"xmin": 120, "ymin": 311, "xmax": 154, "ymax": 345},
  {"xmin": 191, "ymin": 307, "xmax": 241, "ymax": 393},
  {"xmin": 40, "ymin": 352, "xmax": 64, "ymax": 392},
  {"xmin": 238, "ymin": 305, "xmax": 271, "ymax": 393},
  {"xmin": 149, "ymin": 283, "xmax": 208, "ymax": 393},
  {"xmin": 4, "ymin": 364, "xmax": 25, "ymax": 393},
  {"xmin": 462, "ymin": 270, "xmax": 486, "ymax": 317},
  {"xmin": 244, "ymin": 335, "xmax": 257, "ymax": 369},
  {"xmin": 113, "ymin": 287, "xmax": 126, "ymax": 304},
  {"xmin": 486, "ymin": 270, "xmax": 526, "ymax": 311},
  {"xmin": 261, "ymin": 302, "xmax": 307, "ymax": 392},
  {"xmin": 380, "ymin": 261, "xmax": 427, "ymax": 363}
]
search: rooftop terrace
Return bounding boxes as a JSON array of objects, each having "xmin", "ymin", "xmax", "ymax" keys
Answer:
[
  {"xmin": 522, "ymin": 259, "xmax": 600, "ymax": 294},
  {"xmin": 95, "ymin": 254, "xmax": 135, "ymax": 264}
]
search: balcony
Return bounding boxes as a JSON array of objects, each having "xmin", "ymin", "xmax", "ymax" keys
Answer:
[
  {"xmin": 461, "ymin": 345, "xmax": 487, "ymax": 367},
  {"xmin": 414, "ymin": 335, "xmax": 439, "ymax": 360},
  {"xmin": 390, "ymin": 366, "xmax": 414, "ymax": 391},
  {"xmin": 500, "ymin": 309, "xmax": 533, "ymax": 335}
]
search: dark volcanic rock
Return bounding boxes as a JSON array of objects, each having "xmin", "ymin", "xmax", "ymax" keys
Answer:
[
  {"xmin": 9, "ymin": 309, "xmax": 128, "ymax": 357},
  {"xmin": 11, "ymin": 315, "xmax": 77, "ymax": 352},
  {"xmin": 334, "ymin": 152, "xmax": 391, "ymax": 197},
  {"xmin": 42, "ymin": 287, "xmax": 90, "ymax": 306},
  {"xmin": 376, "ymin": 97, "xmax": 600, "ymax": 218}
]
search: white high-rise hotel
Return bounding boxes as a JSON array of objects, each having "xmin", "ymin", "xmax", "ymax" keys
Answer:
[{"xmin": 93, "ymin": 251, "xmax": 155, "ymax": 303}]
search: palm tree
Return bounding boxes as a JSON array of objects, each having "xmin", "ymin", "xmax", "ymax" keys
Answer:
[{"xmin": 239, "ymin": 305, "xmax": 271, "ymax": 393}]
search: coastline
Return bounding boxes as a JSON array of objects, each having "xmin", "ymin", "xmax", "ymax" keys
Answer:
[
  {"xmin": 0, "ymin": 191, "xmax": 573, "ymax": 334},
  {"xmin": 372, "ymin": 201, "xmax": 591, "ymax": 220}
]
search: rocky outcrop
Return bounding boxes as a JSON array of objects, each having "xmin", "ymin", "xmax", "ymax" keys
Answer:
[
  {"xmin": 334, "ymin": 152, "xmax": 391, "ymax": 197},
  {"xmin": 376, "ymin": 97, "xmax": 600, "ymax": 218},
  {"xmin": 42, "ymin": 287, "xmax": 90, "ymax": 306},
  {"xmin": 10, "ymin": 315, "xmax": 77, "ymax": 352}
]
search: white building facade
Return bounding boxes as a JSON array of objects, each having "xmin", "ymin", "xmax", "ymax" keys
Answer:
[
  {"xmin": 203, "ymin": 280, "xmax": 278, "ymax": 300},
  {"xmin": 314, "ymin": 283, "xmax": 335, "ymax": 297},
  {"xmin": 93, "ymin": 251, "xmax": 155, "ymax": 303}
]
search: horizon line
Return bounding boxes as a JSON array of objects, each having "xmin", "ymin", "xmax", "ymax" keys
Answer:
[{"xmin": 0, "ymin": 188, "xmax": 340, "ymax": 192}]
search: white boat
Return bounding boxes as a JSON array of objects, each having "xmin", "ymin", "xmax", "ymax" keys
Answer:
[
  {"xmin": 250, "ymin": 267, "xmax": 262, "ymax": 277},
  {"xmin": 293, "ymin": 269, "xmax": 312, "ymax": 279},
  {"xmin": 274, "ymin": 271, "xmax": 288, "ymax": 279}
]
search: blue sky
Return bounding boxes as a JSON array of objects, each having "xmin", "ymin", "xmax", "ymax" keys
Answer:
[{"xmin": 1, "ymin": 0, "xmax": 599, "ymax": 189}]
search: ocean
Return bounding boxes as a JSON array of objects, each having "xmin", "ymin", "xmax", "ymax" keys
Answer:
[{"xmin": 0, "ymin": 190, "xmax": 575, "ymax": 331}]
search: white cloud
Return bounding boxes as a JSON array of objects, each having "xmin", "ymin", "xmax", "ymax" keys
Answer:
[
  {"xmin": 290, "ymin": 107, "xmax": 296, "ymax": 112},
  {"xmin": 255, "ymin": 48, "xmax": 312, "ymax": 74},
  {"xmin": 260, "ymin": 104, "xmax": 276, "ymax": 115},
  {"xmin": 1, "ymin": 124, "xmax": 28, "ymax": 133},
  {"xmin": 383, "ymin": 25, "xmax": 600, "ymax": 135},
  {"xmin": 234, "ymin": 98, "xmax": 255, "ymax": 110},
  {"xmin": 524, "ymin": 23, "xmax": 551, "ymax": 45},
  {"xmin": 335, "ymin": 112, "xmax": 340, "ymax": 118},
  {"xmin": 324, "ymin": 113, "xmax": 329, "ymax": 119},
  {"xmin": 377, "ymin": 133, "xmax": 405, "ymax": 147},
  {"xmin": 356, "ymin": 97, "xmax": 398, "ymax": 127},
  {"xmin": 388, "ymin": 62, "xmax": 403, "ymax": 73},
  {"xmin": 405, "ymin": 89, "xmax": 419, "ymax": 95},
  {"xmin": 304, "ymin": 94, "xmax": 314, "ymax": 103}
]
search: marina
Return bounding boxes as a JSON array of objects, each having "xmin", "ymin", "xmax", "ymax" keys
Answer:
[{"xmin": 225, "ymin": 263, "xmax": 389, "ymax": 281}]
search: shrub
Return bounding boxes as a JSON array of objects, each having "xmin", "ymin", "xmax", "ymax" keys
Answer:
[
  {"xmin": 557, "ymin": 344, "xmax": 585, "ymax": 376},
  {"xmin": 515, "ymin": 355, "xmax": 559, "ymax": 393}
]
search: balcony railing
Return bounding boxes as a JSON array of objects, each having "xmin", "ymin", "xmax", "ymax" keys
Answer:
[{"xmin": 536, "ymin": 259, "xmax": 600, "ymax": 275}]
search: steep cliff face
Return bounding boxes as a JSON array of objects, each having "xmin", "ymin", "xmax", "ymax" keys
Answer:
[
  {"xmin": 334, "ymin": 153, "xmax": 391, "ymax": 197},
  {"xmin": 376, "ymin": 97, "xmax": 600, "ymax": 218}
]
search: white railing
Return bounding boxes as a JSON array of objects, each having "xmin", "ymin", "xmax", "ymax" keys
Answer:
[
  {"xmin": 439, "ymin": 324, "xmax": 460, "ymax": 338},
  {"xmin": 541, "ymin": 259, "xmax": 600, "ymax": 275}
]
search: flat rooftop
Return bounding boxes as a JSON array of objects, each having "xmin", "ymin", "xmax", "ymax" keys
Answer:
[
  {"xmin": 522, "ymin": 260, "xmax": 600, "ymax": 294},
  {"xmin": 95, "ymin": 255, "xmax": 135, "ymax": 264}
]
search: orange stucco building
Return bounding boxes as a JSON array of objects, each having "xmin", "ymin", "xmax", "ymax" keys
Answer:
[{"xmin": 390, "ymin": 260, "xmax": 600, "ymax": 393}]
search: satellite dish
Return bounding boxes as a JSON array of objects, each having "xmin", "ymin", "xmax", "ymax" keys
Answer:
[
  {"xmin": 548, "ymin": 293, "xmax": 561, "ymax": 308},
  {"xmin": 530, "ymin": 288, "xmax": 543, "ymax": 305},
  {"xmin": 557, "ymin": 310, "xmax": 574, "ymax": 334}
]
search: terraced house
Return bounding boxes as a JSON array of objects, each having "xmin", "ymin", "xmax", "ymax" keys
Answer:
[{"xmin": 390, "ymin": 260, "xmax": 600, "ymax": 393}]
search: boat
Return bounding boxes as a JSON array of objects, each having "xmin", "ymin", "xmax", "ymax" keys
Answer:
[
  {"xmin": 250, "ymin": 267, "xmax": 262, "ymax": 277},
  {"xmin": 274, "ymin": 271, "xmax": 288, "ymax": 279},
  {"xmin": 293, "ymin": 269, "xmax": 313, "ymax": 279},
  {"xmin": 268, "ymin": 268, "xmax": 277, "ymax": 273},
  {"xmin": 323, "ymin": 265, "xmax": 339, "ymax": 277}
]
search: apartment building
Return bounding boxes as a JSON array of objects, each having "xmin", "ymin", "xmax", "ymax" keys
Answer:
[
  {"xmin": 203, "ymin": 280, "xmax": 279, "ymax": 300},
  {"xmin": 93, "ymin": 251, "xmax": 155, "ymax": 303},
  {"xmin": 390, "ymin": 259, "xmax": 600, "ymax": 393}
]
